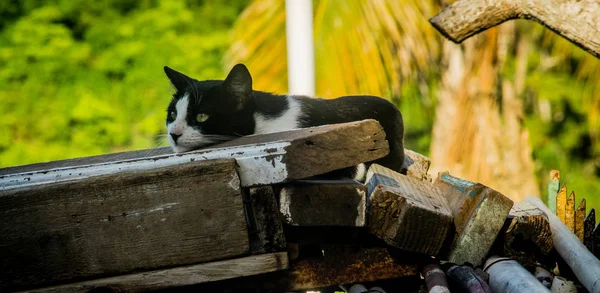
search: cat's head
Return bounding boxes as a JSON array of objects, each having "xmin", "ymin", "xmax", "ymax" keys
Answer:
[{"xmin": 164, "ymin": 64, "xmax": 254, "ymax": 153}]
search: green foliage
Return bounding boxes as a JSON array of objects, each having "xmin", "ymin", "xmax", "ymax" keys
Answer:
[{"xmin": 0, "ymin": 0, "xmax": 248, "ymax": 167}]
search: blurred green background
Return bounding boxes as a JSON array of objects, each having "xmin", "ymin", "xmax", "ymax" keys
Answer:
[{"xmin": 0, "ymin": 0, "xmax": 598, "ymax": 210}]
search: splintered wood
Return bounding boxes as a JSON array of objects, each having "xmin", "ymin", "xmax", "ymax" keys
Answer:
[
  {"xmin": 366, "ymin": 164, "xmax": 452, "ymax": 255},
  {"xmin": 503, "ymin": 201, "xmax": 553, "ymax": 264},
  {"xmin": 435, "ymin": 172, "xmax": 514, "ymax": 266}
]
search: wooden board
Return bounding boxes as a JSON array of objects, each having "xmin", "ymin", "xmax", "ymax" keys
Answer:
[
  {"xmin": 575, "ymin": 199, "xmax": 586, "ymax": 242},
  {"xmin": 247, "ymin": 186, "xmax": 287, "ymax": 254},
  {"xmin": 0, "ymin": 159, "xmax": 248, "ymax": 291},
  {"xmin": 503, "ymin": 201, "xmax": 553, "ymax": 265},
  {"xmin": 434, "ymin": 172, "xmax": 514, "ymax": 266},
  {"xmin": 278, "ymin": 180, "xmax": 366, "ymax": 227},
  {"xmin": 24, "ymin": 252, "xmax": 289, "ymax": 293},
  {"xmin": 565, "ymin": 191, "xmax": 575, "ymax": 233},
  {"xmin": 366, "ymin": 164, "xmax": 452, "ymax": 255},
  {"xmin": 1, "ymin": 120, "xmax": 388, "ymax": 189},
  {"xmin": 584, "ymin": 209, "xmax": 595, "ymax": 252},
  {"xmin": 548, "ymin": 170, "xmax": 560, "ymax": 215},
  {"xmin": 556, "ymin": 184, "xmax": 567, "ymax": 223}
]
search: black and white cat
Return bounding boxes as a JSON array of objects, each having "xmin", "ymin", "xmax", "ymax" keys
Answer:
[{"xmin": 164, "ymin": 64, "xmax": 405, "ymax": 179}]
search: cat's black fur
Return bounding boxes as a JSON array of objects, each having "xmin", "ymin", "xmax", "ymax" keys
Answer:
[{"xmin": 164, "ymin": 64, "xmax": 405, "ymax": 178}]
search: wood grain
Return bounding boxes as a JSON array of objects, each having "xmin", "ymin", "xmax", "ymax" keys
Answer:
[
  {"xmin": 24, "ymin": 252, "xmax": 289, "ymax": 293},
  {"xmin": 556, "ymin": 184, "xmax": 567, "ymax": 224},
  {"xmin": 1, "ymin": 120, "xmax": 389, "ymax": 189},
  {"xmin": 366, "ymin": 164, "xmax": 452, "ymax": 255},
  {"xmin": 278, "ymin": 180, "xmax": 367, "ymax": 227},
  {"xmin": 247, "ymin": 186, "xmax": 287, "ymax": 254},
  {"xmin": 434, "ymin": 172, "xmax": 514, "ymax": 266},
  {"xmin": 0, "ymin": 159, "xmax": 248, "ymax": 291},
  {"xmin": 565, "ymin": 191, "xmax": 575, "ymax": 233},
  {"xmin": 503, "ymin": 201, "xmax": 553, "ymax": 266},
  {"xmin": 575, "ymin": 199, "xmax": 586, "ymax": 242},
  {"xmin": 429, "ymin": 0, "xmax": 600, "ymax": 58}
]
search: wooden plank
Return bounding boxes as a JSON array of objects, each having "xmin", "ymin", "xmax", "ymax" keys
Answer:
[
  {"xmin": 286, "ymin": 247, "xmax": 420, "ymax": 291},
  {"xmin": 565, "ymin": 191, "xmax": 575, "ymax": 233},
  {"xmin": 548, "ymin": 170, "xmax": 560, "ymax": 214},
  {"xmin": 366, "ymin": 164, "xmax": 452, "ymax": 255},
  {"xmin": 584, "ymin": 209, "xmax": 595, "ymax": 252},
  {"xmin": 247, "ymin": 186, "xmax": 287, "ymax": 254},
  {"xmin": 0, "ymin": 159, "xmax": 248, "ymax": 291},
  {"xmin": 278, "ymin": 180, "xmax": 366, "ymax": 227},
  {"xmin": 434, "ymin": 172, "xmax": 514, "ymax": 266},
  {"xmin": 525, "ymin": 196, "xmax": 600, "ymax": 293},
  {"xmin": 483, "ymin": 256, "xmax": 550, "ymax": 293},
  {"xmin": 0, "ymin": 120, "xmax": 389, "ymax": 189},
  {"xmin": 575, "ymin": 199, "xmax": 586, "ymax": 242},
  {"xmin": 24, "ymin": 252, "xmax": 289, "ymax": 293},
  {"xmin": 556, "ymin": 184, "xmax": 567, "ymax": 224},
  {"xmin": 503, "ymin": 201, "xmax": 553, "ymax": 258},
  {"xmin": 403, "ymin": 149, "xmax": 432, "ymax": 182}
]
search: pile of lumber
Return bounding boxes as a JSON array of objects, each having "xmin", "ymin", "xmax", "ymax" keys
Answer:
[{"xmin": 1, "ymin": 119, "xmax": 599, "ymax": 293}]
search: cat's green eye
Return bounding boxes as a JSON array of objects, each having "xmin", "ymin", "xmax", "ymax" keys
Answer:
[
  {"xmin": 170, "ymin": 111, "xmax": 176, "ymax": 120},
  {"xmin": 196, "ymin": 113, "xmax": 209, "ymax": 123}
]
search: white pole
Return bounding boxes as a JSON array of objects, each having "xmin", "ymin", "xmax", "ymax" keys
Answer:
[{"xmin": 285, "ymin": 0, "xmax": 315, "ymax": 96}]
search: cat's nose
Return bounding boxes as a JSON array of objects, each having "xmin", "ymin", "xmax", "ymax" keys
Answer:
[{"xmin": 170, "ymin": 133, "xmax": 182, "ymax": 143}]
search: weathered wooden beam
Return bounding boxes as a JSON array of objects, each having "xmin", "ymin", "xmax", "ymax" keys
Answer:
[
  {"xmin": 556, "ymin": 184, "xmax": 567, "ymax": 224},
  {"xmin": 434, "ymin": 172, "xmax": 513, "ymax": 266},
  {"xmin": 503, "ymin": 201, "xmax": 553, "ymax": 261},
  {"xmin": 548, "ymin": 170, "xmax": 560, "ymax": 214},
  {"xmin": 0, "ymin": 159, "xmax": 248, "ymax": 291},
  {"xmin": 247, "ymin": 186, "xmax": 287, "ymax": 254},
  {"xmin": 584, "ymin": 209, "xmax": 595, "ymax": 252},
  {"xmin": 286, "ymin": 247, "xmax": 420, "ymax": 291},
  {"xmin": 23, "ymin": 252, "xmax": 289, "ymax": 293},
  {"xmin": 483, "ymin": 256, "xmax": 551, "ymax": 293},
  {"xmin": 575, "ymin": 198, "xmax": 586, "ymax": 242},
  {"xmin": 525, "ymin": 196, "xmax": 600, "ymax": 293},
  {"xmin": 366, "ymin": 164, "xmax": 453, "ymax": 255},
  {"xmin": 403, "ymin": 149, "xmax": 432, "ymax": 182},
  {"xmin": 0, "ymin": 120, "xmax": 389, "ymax": 189},
  {"xmin": 278, "ymin": 180, "xmax": 366, "ymax": 227},
  {"xmin": 429, "ymin": 0, "xmax": 600, "ymax": 58},
  {"xmin": 565, "ymin": 191, "xmax": 575, "ymax": 233}
]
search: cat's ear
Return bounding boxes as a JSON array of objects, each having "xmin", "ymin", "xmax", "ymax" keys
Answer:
[
  {"xmin": 223, "ymin": 64, "xmax": 252, "ymax": 108},
  {"xmin": 164, "ymin": 66, "xmax": 192, "ymax": 92}
]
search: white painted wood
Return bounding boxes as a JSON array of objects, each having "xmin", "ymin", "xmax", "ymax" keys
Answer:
[
  {"xmin": 285, "ymin": 0, "xmax": 315, "ymax": 96},
  {"xmin": 525, "ymin": 196, "xmax": 600, "ymax": 293},
  {"xmin": 0, "ymin": 142, "xmax": 291, "ymax": 190}
]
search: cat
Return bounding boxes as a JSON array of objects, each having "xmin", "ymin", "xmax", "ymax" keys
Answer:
[{"xmin": 164, "ymin": 63, "xmax": 405, "ymax": 180}]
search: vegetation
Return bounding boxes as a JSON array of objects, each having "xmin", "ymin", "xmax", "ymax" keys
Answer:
[{"xmin": 0, "ymin": 0, "xmax": 597, "ymax": 208}]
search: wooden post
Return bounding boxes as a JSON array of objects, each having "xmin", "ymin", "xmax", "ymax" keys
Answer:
[
  {"xmin": 429, "ymin": 0, "xmax": 600, "ymax": 58},
  {"xmin": 0, "ymin": 159, "xmax": 249, "ymax": 291},
  {"xmin": 278, "ymin": 180, "xmax": 366, "ymax": 227},
  {"xmin": 565, "ymin": 191, "xmax": 575, "ymax": 233},
  {"xmin": 575, "ymin": 199, "xmax": 586, "ymax": 242},
  {"xmin": 444, "ymin": 264, "xmax": 492, "ymax": 293},
  {"xmin": 556, "ymin": 184, "xmax": 567, "ymax": 223},
  {"xmin": 503, "ymin": 201, "xmax": 553, "ymax": 260},
  {"xmin": 366, "ymin": 164, "xmax": 453, "ymax": 255},
  {"xmin": 525, "ymin": 196, "xmax": 600, "ymax": 293},
  {"xmin": 434, "ymin": 172, "xmax": 514, "ymax": 266},
  {"xmin": 584, "ymin": 209, "xmax": 595, "ymax": 252},
  {"xmin": 423, "ymin": 264, "xmax": 450, "ymax": 293},
  {"xmin": 548, "ymin": 170, "xmax": 560, "ymax": 214},
  {"xmin": 483, "ymin": 256, "xmax": 551, "ymax": 293}
]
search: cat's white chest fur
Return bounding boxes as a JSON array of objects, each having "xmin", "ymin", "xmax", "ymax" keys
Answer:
[{"xmin": 253, "ymin": 96, "xmax": 303, "ymax": 134}]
